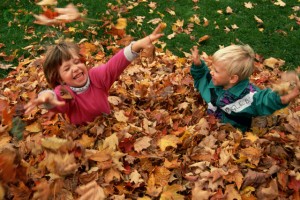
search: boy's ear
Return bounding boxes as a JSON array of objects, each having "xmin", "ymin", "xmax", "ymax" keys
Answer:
[{"xmin": 230, "ymin": 74, "xmax": 239, "ymax": 84}]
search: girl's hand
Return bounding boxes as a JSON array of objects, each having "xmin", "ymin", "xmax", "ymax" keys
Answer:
[
  {"xmin": 147, "ymin": 23, "xmax": 165, "ymax": 45},
  {"xmin": 190, "ymin": 46, "xmax": 202, "ymax": 66},
  {"xmin": 131, "ymin": 24, "xmax": 164, "ymax": 52},
  {"xmin": 24, "ymin": 91, "xmax": 65, "ymax": 115}
]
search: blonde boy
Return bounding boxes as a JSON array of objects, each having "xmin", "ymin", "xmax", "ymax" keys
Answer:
[{"xmin": 190, "ymin": 44, "xmax": 299, "ymax": 131}]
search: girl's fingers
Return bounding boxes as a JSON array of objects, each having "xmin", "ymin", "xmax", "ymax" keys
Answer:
[{"xmin": 153, "ymin": 24, "xmax": 162, "ymax": 34}]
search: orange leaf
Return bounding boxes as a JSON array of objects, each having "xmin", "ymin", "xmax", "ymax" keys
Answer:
[{"xmin": 43, "ymin": 9, "xmax": 59, "ymax": 19}]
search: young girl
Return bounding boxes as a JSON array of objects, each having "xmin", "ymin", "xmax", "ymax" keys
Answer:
[
  {"xmin": 190, "ymin": 44, "xmax": 299, "ymax": 132},
  {"xmin": 24, "ymin": 24, "xmax": 164, "ymax": 125}
]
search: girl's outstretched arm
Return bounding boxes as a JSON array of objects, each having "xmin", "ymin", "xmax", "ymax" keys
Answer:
[
  {"xmin": 131, "ymin": 24, "xmax": 164, "ymax": 53},
  {"xmin": 24, "ymin": 90, "xmax": 65, "ymax": 114}
]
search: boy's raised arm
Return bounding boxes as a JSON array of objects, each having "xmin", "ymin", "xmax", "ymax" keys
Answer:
[
  {"xmin": 280, "ymin": 87, "xmax": 300, "ymax": 104},
  {"xmin": 190, "ymin": 46, "xmax": 202, "ymax": 66}
]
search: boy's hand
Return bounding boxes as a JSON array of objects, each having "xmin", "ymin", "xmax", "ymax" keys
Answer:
[
  {"xmin": 280, "ymin": 87, "xmax": 300, "ymax": 104},
  {"xmin": 190, "ymin": 46, "xmax": 201, "ymax": 66},
  {"xmin": 24, "ymin": 91, "xmax": 65, "ymax": 115}
]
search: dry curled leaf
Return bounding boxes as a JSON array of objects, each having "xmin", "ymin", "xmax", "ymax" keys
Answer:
[{"xmin": 76, "ymin": 181, "xmax": 106, "ymax": 200}]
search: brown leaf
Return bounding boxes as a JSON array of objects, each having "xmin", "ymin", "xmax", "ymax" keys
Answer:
[
  {"xmin": 9, "ymin": 181, "xmax": 31, "ymax": 200},
  {"xmin": 239, "ymin": 146, "xmax": 262, "ymax": 166},
  {"xmin": 146, "ymin": 173, "xmax": 162, "ymax": 197},
  {"xmin": 0, "ymin": 147, "xmax": 17, "ymax": 183},
  {"xmin": 256, "ymin": 179, "xmax": 279, "ymax": 200},
  {"xmin": 225, "ymin": 184, "xmax": 242, "ymax": 200},
  {"xmin": 76, "ymin": 181, "xmax": 106, "ymax": 200},
  {"xmin": 160, "ymin": 184, "xmax": 184, "ymax": 200},
  {"xmin": 242, "ymin": 170, "xmax": 268, "ymax": 189},
  {"xmin": 32, "ymin": 180, "xmax": 51, "ymax": 200}
]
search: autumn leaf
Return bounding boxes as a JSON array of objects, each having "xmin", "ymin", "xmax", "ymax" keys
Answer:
[
  {"xmin": 34, "ymin": 3, "xmax": 82, "ymax": 25},
  {"xmin": 129, "ymin": 169, "xmax": 144, "ymax": 184},
  {"xmin": 274, "ymin": 0, "xmax": 286, "ymax": 7},
  {"xmin": 114, "ymin": 110, "xmax": 129, "ymax": 122},
  {"xmin": 41, "ymin": 136, "xmax": 69, "ymax": 151},
  {"xmin": 158, "ymin": 135, "xmax": 180, "ymax": 151},
  {"xmin": 254, "ymin": 15, "xmax": 264, "ymax": 24},
  {"xmin": 0, "ymin": 147, "xmax": 17, "ymax": 183},
  {"xmin": 32, "ymin": 180, "xmax": 51, "ymax": 200},
  {"xmin": 146, "ymin": 173, "xmax": 162, "ymax": 197},
  {"xmin": 9, "ymin": 117, "xmax": 26, "ymax": 141},
  {"xmin": 160, "ymin": 184, "xmax": 184, "ymax": 200},
  {"xmin": 226, "ymin": 6, "xmax": 233, "ymax": 14},
  {"xmin": 244, "ymin": 2, "xmax": 254, "ymax": 9},
  {"xmin": 239, "ymin": 146, "xmax": 262, "ymax": 166},
  {"xmin": 37, "ymin": 0, "xmax": 57, "ymax": 6},
  {"xmin": 104, "ymin": 167, "xmax": 122, "ymax": 183},
  {"xmin": 198, "ymin": 35, "xmax": 210, "ymax": 43},
  {"xmin": 76, "ymin": 181, "xmax": 106, "ymax": 200},
  {"xmin": 134, "ymin": 136, "xmax": 152, "ymax": 152},
  {"xmin": 119, "ymin": 137, "xmax": 135, "ymax": 153},
  {"xmin": 225, "ymin": 184, "xmax": 242, "ymax": 200},
  {"xmin": 242, "ymin": 170, "xmax": 268, "ymax": 189},
  {"xmin": 25, "ymin": 121, "xmax": 43, "ymax": 133},
  {"xmin": 192, "ymin": 180, "xmax": 212, "ymax": 200},
  {"xmin": 114, "ymin": 18, "xmax": 127, "ymax": 29},
  {"xmin": 0, "ymin": 184, "xmax": 4, "ymax": 200},
  {"xmin": 256, "ymin": 178, "xmax": 279, "ymax": 199}
]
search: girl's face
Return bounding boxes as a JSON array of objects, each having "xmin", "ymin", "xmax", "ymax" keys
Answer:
[
  {"xmin": 58, "ymin": 52, "xmax": 88, "ymax": 88},
  {"xmin": 210, "ymin": 61, "xmax": 234, "ymax": 89}
]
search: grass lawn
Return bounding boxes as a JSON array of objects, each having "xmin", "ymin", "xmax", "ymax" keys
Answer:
[{"xmin": 0, "ymin": 0, "xmax": 299, "ymax": 78}]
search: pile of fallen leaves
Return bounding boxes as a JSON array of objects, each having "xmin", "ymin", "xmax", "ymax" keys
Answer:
[{"xmin": 0, "ymin": 34, "xmax": 300, "ymax": 199}]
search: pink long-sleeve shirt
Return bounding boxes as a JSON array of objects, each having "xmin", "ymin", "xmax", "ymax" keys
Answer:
[{"xmin": 49, "ymin": 45, "xmax": 137, "ymax": 125}]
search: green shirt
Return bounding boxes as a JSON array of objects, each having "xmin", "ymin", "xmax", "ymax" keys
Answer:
[{"xmin": 190, "ymin": 61, "xmax": 287, "ymax": 131}]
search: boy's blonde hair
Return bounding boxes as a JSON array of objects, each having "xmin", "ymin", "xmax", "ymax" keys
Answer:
[
  {"xmin": 212, "ymin": 44, "xmax": 255, "ymax": 81},
  {"xmin": 43, "ymin": 41, "xmax": 81, "ymax": 88}
]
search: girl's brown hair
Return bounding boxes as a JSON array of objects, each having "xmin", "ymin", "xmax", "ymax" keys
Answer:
[{"xmin": 43, "ymin": 41, "xmax": 81, "ymax": 88}]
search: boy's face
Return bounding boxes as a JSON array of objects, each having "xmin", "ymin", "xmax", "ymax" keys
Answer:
[
  {"xmin": 210, "ymin": 61, "xmax": 234, "ymax": 89},
  {"xmin": 58, "ymin": 52, "xmax": 88, "ymax": 88}
]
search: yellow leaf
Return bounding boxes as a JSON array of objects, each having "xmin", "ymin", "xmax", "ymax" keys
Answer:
[
  {"xmin": 104, "ymin": 167, "xmax": 121, "ymax": 183},
  {"xmin": 115, "ymin": 18, "xmax": 127, "ymax": 29},
  {"xmin": 226, "ymin": 6, "xmax": 233, "ymax": 14},
  {"xmin": 239, "ymin": 146, "xmax": 262, "ymax": 166},
  {"xmin": 244, "ymin": 132, "xmax": 258, "ymax": 142},
  {"xmin": 244, "ymin": 2, "xmax": 254, "ymax": 9},
  {"xmin": 77, "ymin": 134, "xmax": 95, "ymax": 148},
  {"xmin": 25, "ymin": 121, "xmax": 42, "ymax": 133},
  {"xmin": 254, "ymin": 15, "xmax": 263, "ymax": 24},
  {"xmin": 114, "ymin": 110, "xmax": 128, "ymax": 122},
  {"xmin": 146, "ymin": 173, "xmax": 162, "ymax": 197},
  {"xmin": 274, "ymin": 0, "xmax": 286, "ymax": 7},
  {"xmin": 154, "ymin": 166, "xmax": 171, "ymax": 186},
  {"xmin": 160, "ymin": 184, "xmax": 184, "ymax": 200},
  {"xmin": 102, "ymin": 133, "xmax": 119, "ymax": 150},
  {"xmin": 158, "ymin": 135, "xmax": 180, "ymax": 151},
  {"xmin": 37, "ymin": 0, "xmax": 57, "ymax": 6},
  {"xmin": 41, "ymin": 136, "xmax": 68, "ymax": 151},
  {"xmin": 166, "ymin": 8, "xmax": 176, "ymax": 16},
  {"xmin": 263, "ymin": 57, "xmax": 285, "ymax": 69},
  {"xmin": 231, "ymin": 24, "xmax": 239, "ymax": 30}
]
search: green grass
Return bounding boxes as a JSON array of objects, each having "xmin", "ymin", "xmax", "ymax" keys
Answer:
[{"xmin": 1, "ymin": 0, "xmax": 299, "ymax": 78}]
